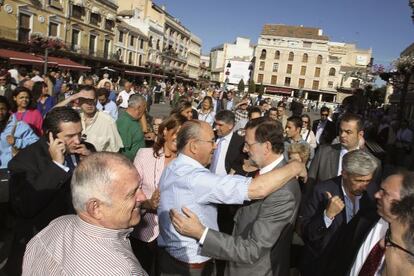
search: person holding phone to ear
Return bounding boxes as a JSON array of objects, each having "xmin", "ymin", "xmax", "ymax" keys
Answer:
[{"xmin": 5, "ymin": 106, "xmax": 95, "ymax": 276}]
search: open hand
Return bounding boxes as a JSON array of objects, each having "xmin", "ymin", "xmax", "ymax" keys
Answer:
[{"xmin": 169, "ymin": 207, "xmax": 205, "ymax": 240}]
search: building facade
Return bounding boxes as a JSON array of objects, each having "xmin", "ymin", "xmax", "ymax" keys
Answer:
[
  {"xmin": 210, "ymin": 37, "xmax": 254, "ymax": 84},
  {"xmin": 187, "ymin": 34, "xmax": 202, "ymax": 79},
  {"xmin": 253, "ymin": 24, "xmax": 372, "ymax": 102}
]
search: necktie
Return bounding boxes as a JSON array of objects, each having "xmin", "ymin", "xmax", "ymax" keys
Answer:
[
  {"xmin": 65, "ymin": 155, "xmax": 76, "ymax": 172},
  {"xmin": 210, "ymin": 138, "xmax": 223, "ymax": 173},
  {"xmin": 358, "ymin": 239, "xmax": 385, "ymax": 276}
]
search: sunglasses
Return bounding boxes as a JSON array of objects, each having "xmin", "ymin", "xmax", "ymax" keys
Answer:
[{"xmin": 385, "ymin": 229, "xmax": 414, "ymax": 257}]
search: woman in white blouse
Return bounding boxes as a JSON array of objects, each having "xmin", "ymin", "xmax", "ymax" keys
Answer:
[
  {"xmin": 197, "ymin": 96, "xmax": 215, "ymax": 126},
  {"xmin": 300, "ymin": 114, "xmax": 317, "ymax": 149},
  {"xmin": 131, "ymin": 113, "xmax": 187, "ymax": 274}
]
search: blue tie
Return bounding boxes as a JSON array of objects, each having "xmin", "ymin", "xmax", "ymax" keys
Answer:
[{"xmin": 210, "ymin": 138, "xmax": 223, "ymax": 173}]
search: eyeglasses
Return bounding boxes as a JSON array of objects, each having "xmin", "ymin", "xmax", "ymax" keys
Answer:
[
  {"xmin": 243, "ymin": 141, "xmax": 261, "ymax": 149},
  {"xmin": 196, "ymin": 139, "xmax": 215, "ymax": 146},
  {"xmin": 385, "ymin": 229, "xmax": 414, "ymax": 257}
]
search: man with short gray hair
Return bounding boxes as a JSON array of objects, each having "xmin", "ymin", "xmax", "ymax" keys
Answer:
[
  {"xmin": 299, "ymin": 149, "xmax": 378, "ymax": 275},
  {"xmin": 22, "ymin": 152, "xmax": 148, "ymax": 275},
  {"xmin": 116, "ymin": 94, "xmax": 147, "ymax": 160}
]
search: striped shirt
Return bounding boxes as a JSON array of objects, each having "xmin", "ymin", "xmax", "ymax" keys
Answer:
[
  {"xmin": 158, "ymin": 153, "xmax": 251, "ymax": 263},
  {"xmin": 23, "ymin": 215, "xmax": 147, "ymax": 276},
  {"xmin": 132, "ymin": 147, "xmax": 164, "ymax": 242}
]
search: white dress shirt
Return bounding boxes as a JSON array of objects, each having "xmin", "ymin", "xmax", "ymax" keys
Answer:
[
  {"xmin": 349, "ymin": 218, "xmax": 388, "ymax": 276},
  {"xmin": 210, "ymin": 131, "xmax": 233, "ymax": 176},
  {"xmin": 117, "ymin": 90, "xmax": 135, "ymax": 108}
]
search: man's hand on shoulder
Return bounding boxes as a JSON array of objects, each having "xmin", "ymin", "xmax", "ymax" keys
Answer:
[{"xmin": 170, "ymin": 207, "xmax": 205, "ymax": 240}]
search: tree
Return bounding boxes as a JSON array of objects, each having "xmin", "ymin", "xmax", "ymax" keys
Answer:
[
  {"xmin": 238, "ymin": 79, "xmax": 245, "ymax": 93},
  {"xmin": 257, "ymin": 83, "xmax": 264, "ymax": 95},
  {"xmin": 248, "ymin": 80, "xmax": 256, "ymax": 94}
]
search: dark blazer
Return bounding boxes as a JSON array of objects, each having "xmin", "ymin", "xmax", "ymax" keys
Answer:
[
  {"xmin": 318, "ymin": 207, "xmax": 380, "ymax": 276},
  {"xmin": 224, "ymin": 132, "xmax": 245, "ymax": 173},
  {"xmin": 202, "ymin": 159, "xmax": 301, "ymax": 276},
  {"xmin": 312, "ymin": 119, "xmax": 336, "ymax": 145},
  {"xmin": 299, "ymin": 176, "xmax": 373, "ymax": 275},
  {"xmin": 5, "ymin": 138, "xmax": 93, "ymax": 275}
]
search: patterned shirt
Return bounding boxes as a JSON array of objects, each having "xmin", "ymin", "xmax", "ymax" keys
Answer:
[
  {"xmin": 23, "ymin": 215, "xmax": 147, "ymax": 276},
  {"xmin": 158, "ymin": 154, "xmax": 251, "ymax": 263}
]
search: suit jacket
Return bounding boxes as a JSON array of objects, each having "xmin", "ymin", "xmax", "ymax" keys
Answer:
[
  {"xmin": 318, "ymin": 207, "xmax": 380, "ymax": 276},
  {"xmin": 312, "ymin": 119, "xmax": 336, "ymax": 145},
  {"xmin": 299, "ymin": 176, "xmax": 372, "ymax": 275},
  {"xmin": 224, "ymin": 132, "xmax": 245, "ymax": 173},
  {"xmin": 201, "ymin": 159, "xmax": 301, "ymax": 276}
]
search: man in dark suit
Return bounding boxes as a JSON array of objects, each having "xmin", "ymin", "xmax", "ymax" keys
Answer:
[
  {"xmin": 307, "ymin": 113, "xmax": 382, "ymax": 195},
  {"xmin": 299, "ymin": 150, "xmax": 378, "ymax": 276},
  {"xmin": 210, "ymin": 110, "xmax": 244, "ymax": 175},
  {"xmin": 5, "ymin": 107, "xmax": 94, "ymax": 275},
  {"xmin": 171, "ymin": 118, "xmax": 301, "ymax": 276},
  {"xmin": 317, "ymin": 170, "xmax": 414, "ymax": 276},
  {"xmin": 312, "ymin": 106, "xmax": 336, "ymax": 146}
]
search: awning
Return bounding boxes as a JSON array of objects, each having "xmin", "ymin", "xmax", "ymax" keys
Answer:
[
  {"xmin": 265, "ymin": 86, "xmax": 292, "ymax": 95},
  {"xmin": 47, "ymin": 57, "xmax": 91, "ymax": 71},
  {"xmin": 0, "ymin": 49, "xmax": 45, "ymax": 65},
  {"xmin": 125, "ymin": 70, "xmax": 150, "ymax": 77}
]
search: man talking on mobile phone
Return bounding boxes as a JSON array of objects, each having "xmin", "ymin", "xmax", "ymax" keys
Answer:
[{"xmin": 4, "ymin": 106, "xmax": 95, "ymax": 275}]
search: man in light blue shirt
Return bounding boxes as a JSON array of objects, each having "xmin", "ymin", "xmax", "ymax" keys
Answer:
[{"xmin": 158, "ymin": 120, "xmax": 305, "ymax": 275}]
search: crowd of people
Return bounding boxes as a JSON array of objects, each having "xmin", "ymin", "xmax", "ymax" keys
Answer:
[{"xmin": 0, "ymin": 66, "xmax": 413, "ymax": 276}]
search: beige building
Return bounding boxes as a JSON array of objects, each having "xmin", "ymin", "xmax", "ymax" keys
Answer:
[
  {"xmin": 115, "ymin": 10, "xmax": 148, "ymax": 67},
  {"xmin": 187, "ymin": 35, "xmax": 202, "ymax": 79},
  {"xmin": 0, "ymin": 0, "xmax": 118, "ymax": 62},
  {"xmin": 253, "ymin": 24, "xmax": 372, "ymax": 102}
]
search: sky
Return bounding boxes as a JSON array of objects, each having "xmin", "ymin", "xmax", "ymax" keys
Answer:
[{"xmin": 158, "ymin": 0, "xmax": 414, "ymax": 69}]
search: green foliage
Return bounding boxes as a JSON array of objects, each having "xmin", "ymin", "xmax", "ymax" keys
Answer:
[
  {"xmin": 248, "ymin": 80, "xmax": 256, "ymax": 94},
  {"xmin": 238, "ymin": 79, "xmax": 245, "ymax": 93}
]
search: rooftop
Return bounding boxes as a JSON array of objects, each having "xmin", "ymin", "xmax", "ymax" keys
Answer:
[{"xmin": 261, "ymin": 24, "xmax": 329, "ymax": 41}]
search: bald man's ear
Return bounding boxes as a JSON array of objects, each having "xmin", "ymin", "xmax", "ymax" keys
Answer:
[
  {"xmin": 188, "ymin": 140, "xmax": 198, "ymax": 154},
  {"xmin": 85, "ymin": 198, "xmax": 104, "ymax": 220}
]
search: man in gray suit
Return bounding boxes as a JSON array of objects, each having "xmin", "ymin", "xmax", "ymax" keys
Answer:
[{"xmin": 170, "ymin": 117, "xmax": 301, "ymax": 276}]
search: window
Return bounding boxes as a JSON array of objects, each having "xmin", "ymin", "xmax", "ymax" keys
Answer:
[
  {"xmin": 300, "ymin": 66, "xmax": 306, "ymax": 76},
  {"xmin": 71, "ymin": 29, "xmax": 80, "ymax": 50},
  {"xmin": 18, "ymin": 13, "xmax": 31, "ymax": 43},
  {"xmin": 156, "ymin": 39, "xmax": 160, "ymax": 50},
  {"xmin": 130, "ymin": 35, "xmax": 135, "ymax": 47},
  {"xmin": 103, "ymin": 39, "xmax": 110, "ymax": 59},
  {"xmin": 303, "ymin": 41, "xmax": 312, "ymax": 48},
  {"xmin": 312, "ymin": 80, "xmax": 319, "ymax": 90},
  {"xmin": 259, "ymin": 61, "xmax": 265, "ymax": 71},
  {"xmin": 316, "ymin": 55, "xmax": 323, "ymax": 64},
  {"xmin": 271, "ymin": 75, "xmax": 277, "ymax": 85},
  {"xmin": 90, "ymin": 13, "xmax": 100, "ymax": 26},
  {"xmin": 260, "ymin": 49, "xmax": 267, "ymax": 59},
  {"xmin": 149, "ymin": 36, "xmax": 153, "ymax": 47},
  {"xmin": 286, "ymin": 64, "xmax": 292, "ymax": 74},
  {"xmin": 329, "ymin": 67, "xmax": 336, "ymax": 76},
  {"xmin": 72, "ymin": 5, "xmax": 83, "ymax": 19},
  {"xmin": 49, "ymin": 0, "xmax": 63, "ymax": 10},
  {"xmin": 118, "ymin": 31, "xmax": 124, "ymax": 43},
  {"xmin": 314, "ymin": 67, "xmax": 321, "ymax": 78},
  {"xmin": 49, "ymin": 22, "xmax": 58, "ymax": 37},
  {"xmin": 288, "ymin": 52, "xmax": 294, "ymax": 61},
  {"xmin": 138, "ymin": 55, "xmax": 142, "ymax": 66},
  {"xmin": 89, "ymin": 34, "xmax": 96, "ymax": 55},
  {"xmin": 272, "ymin": 63, "xmax": 279, "ymax": 72},
  {"xmin": 284, "ymin": 77, "xmax": 291, "ymax": 86},
  {"xmin": 128, "ymin": 52, "xmax": 133, "ymax": 64},
  {"xmin": 257, "ymin": 74, "xmax": 264, "ymax": 83},
  {"xmin": 298, "ymin": 79, "xmax": 305, "ymax": 88},
  {"xmin": 302, "ymin": 53, "xmax": 308, "ymax": 63},
  {"xmin": 105, "ymin": 19, "xmax": 114, "ymax": 31},
  {"xmin": 328, "ymin": 81, "xmax": 334, "ymax": 88},
  {"xmin": 274, "ymin": 50, "xmax": 280, "ymax": 59},
  {"xmin": 140, "ymin": 39, "xmax": 144, "ymax": 49}
]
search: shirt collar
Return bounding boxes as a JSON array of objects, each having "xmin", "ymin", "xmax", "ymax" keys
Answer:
[
  {"xmin": 177, "ymin": 153, "xmax": 205, "ymax": 169},
  {"xmin": 220, "ymin": 131, "xmax": 233, "ymax": 142},
  {"xmin": 341, "ymin": 178, "xmax": 362, "ymax": 202},
  {"xmin": 75, "ymin": 216, "xmax": 133, "ymax": 240},
  {"xmin": 259, "ymin": 155, "xmax": 284, "ymax": 175}
]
